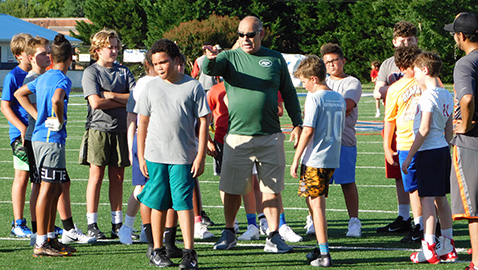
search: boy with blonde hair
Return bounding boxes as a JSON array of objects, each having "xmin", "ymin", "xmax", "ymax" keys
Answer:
[
  {"xmin": 291, "ymin": 55, "xmax": 345, "ymax": 267},
  {"xmin": 80, "ymin": 29, "xmax": 135, "ymax": 239},
  {"xmin": 1, "ymin": 33, "xmax": 33, "ymax": 238}
]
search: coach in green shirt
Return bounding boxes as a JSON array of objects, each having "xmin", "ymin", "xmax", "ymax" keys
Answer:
[{"xmin": 203, "ymin": 15, "xmax": 302, "ymax": 253}]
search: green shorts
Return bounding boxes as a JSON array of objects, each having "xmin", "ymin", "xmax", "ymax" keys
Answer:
[
  {"xmin": 83, "ymin": 129, "xmax": 130, "ymax": 167},
  {"xmin": 11, "ymin": 136, "xmax": 29, "ymax": 171},
  {"xmin": 137, "ymin": 161, "xmax": 194, "ymax": 211}
]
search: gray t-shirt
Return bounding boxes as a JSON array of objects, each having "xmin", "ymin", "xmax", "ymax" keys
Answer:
[
  {"xmin": 326, "ymin": 75, "xmax": 362, "ymax": 146},
  {"xmin": 451, "ymin": 50, "xmax": 478, "ymax": 150},
  {"xmin": 126, "ymin": 75, "xmax": 156, "ymax": 114},
  {"xmin": 137, "ymin": 75, "xmax": 210, "ymax": 164},
  {"xmin": 82, "ymin": 62, "xmax": 135, "ymax": 133},
  {"xmin": 196, "ymin": 55, "xmax": 217, "ymax": 91},
  {"xmin": 376, "ymin": 56, "xmax": 402, "ymax": 86},
  {"xmin": 23, "ymin": 71, "xmax": 40, "ymax": 141},
  {"xmin": 302, "ymin": 90, "xmax": 346, "ymax": 168}
]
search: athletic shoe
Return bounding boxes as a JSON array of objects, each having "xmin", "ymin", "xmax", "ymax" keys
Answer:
[
  {"xmin": 118, "ymin": 225, "xmax": 133, "ymax": 245},
  {"xmin": 30, "ymin": 233, "xmax": 37, "ymax": 247},
  {"xmin": 234, "ymin": 219, "xmax": 240, "ymax": 234},
  {"xmin": 111, "ymin": 223, "xmax": 121, "ymax": 239},
  {"xmin": 201, "ymin": 210, "xmax": 215, "ymax": 227},
  {"xmin": 54, "ymin": 226, "xmax": 63, "ymax": 237},
  {"xmin": 146, "ymin": 244, "xmax": 153, "ymax": 259},
  {"xmin": 213, "ymin": 230, "xmax": 237, "ymax": 250},
  {"xmin": 259, "ymin": 218, "xmax": 268, "ymax": 236},
  {"xmin": 49, "ymin": 237, "xmax": 76, "ymax": 254},
  {"xmin": 375, "ymin": 111, "xmax": 381, "ymax": 118},
  {"xmin": 465, "ymin": 262, "xmax": 475, "ymax": 270},
  {"xmin": 306, "ymin": 247, "xmax": 320, "ymax": 262},
  {"xmin": 87, "ymin": 223, "xmax": 106, "ymax": 239},
  {"xmin": 468, "ymin": 248, "xmax": 473, "ymax": 255},
  {"xmin": 11, "ymin": 219, "xmax": 32, "ymax": 237},
  {"xmin": 166, "ymin": 243, "xmax": 183, "ymax": 258},
  {"xmin": 376, "ymin": 216, "xmax": 412, "ymax": 233},
  {"xmin": 279, "ymin": 224, "xmax": 303, "ymax": 242},
  {"xmin": 238, "ymin": 224, "xmax": 260, "ymax": 241},
  {"xmin": 264, "ymin": 233, "xmax": 293, "ymax": 253},
  {"xmin": 194, "ymin": 222, "xmax": 214, "ymax": 239},
  {"xmin": 310, "ymin": 253, "xmax": 333, "ymax": 267},
  {"xmin": 401, "ymin": 224, "xmax": 423, "ymax": 243},
  {"xmin": 150, "ymin": 247, "xmax": 174, "ymax": 267},
  {"xmin": 436, "ymin": 236, "xmax": 458, "ymax": 262},
  {"xmin": 305, "ymin": 215, "xmax": 315, "ymax": 236},
  {"xmin": 62, "ymin": 224, "xmax": 97, "ymax": 244},
  {"xmin": 346, "ymin": 217, "xmax": 362, "ymax": 237},
  {"xmin": 179, "ymin": 249, "xmax": 198, "ymax": 270},
  {"xmin": 139, "ymin": 226, "xmax": 148, "ymax": 243},
  {"xmin": 33, "ymin": 240, "xmax": 69, "ymax": 257},
  {"xmin": 410, "ymin": 240, "xmax": 440, "ymax": 264}
]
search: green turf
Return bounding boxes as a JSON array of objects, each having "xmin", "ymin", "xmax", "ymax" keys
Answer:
[{"xmin": 0, "ymin": 83, "xmax": 472, "ymax": 269}]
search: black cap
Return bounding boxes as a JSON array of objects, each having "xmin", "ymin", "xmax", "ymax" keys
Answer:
[{"xmin": 444, "ymin": 12, "xmax": 478, "ymax": 34}]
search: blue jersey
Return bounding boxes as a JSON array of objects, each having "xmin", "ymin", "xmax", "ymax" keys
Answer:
[
  {"xmin": 27, "ymin": 69, "xmax": 71, "ymax": 145},
  {"xmin": 1, "ymin": 66, "xmax": 29, "ymax": 143},
  {"xmin": 301, "ymin": 90, "xmax": 346, "ymax": 168}
]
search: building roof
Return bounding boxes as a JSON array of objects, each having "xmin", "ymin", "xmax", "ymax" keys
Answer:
[
  {"xmin": 21, "ymin": 18, "xmax": 92, "ymax": 35},
  {"xmin": 0, "ymin": 14, "xmax": 82, "ymax": 45}
]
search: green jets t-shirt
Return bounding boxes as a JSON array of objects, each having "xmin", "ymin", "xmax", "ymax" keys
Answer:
[{"xmin": 203, "ymin": 47, "xmax": 302, "ymax": 136}]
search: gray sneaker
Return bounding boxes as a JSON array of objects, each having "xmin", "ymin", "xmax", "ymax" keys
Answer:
[
  {"xmin": 310, "ymin": 253, "xmax": 333, "ymax": 267},
  {"xmin": 264, "ymin": 233, "xmax": 293, "ymax": 253},
  {"xmin": 213, "ymin": 230, "xmax": 237, "ymax": 250}
]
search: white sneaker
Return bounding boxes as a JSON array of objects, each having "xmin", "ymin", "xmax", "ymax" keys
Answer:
[
  {"xmin": 375, "ymin": 109, "xmax": 381, "ymax": 118},
  {"xmin": 118, "ymin": 225, "xmax": 133, "ymax": 245},
  {"xmin": 304, "ymin": 215, "xmax": 315, "ymax": 236},
  {"xmin": 30, "ymin": 233, "xmax": 37, "ymax": 247},
  {"xmin": 238, "ymin": 224, "xmax": 260, "ymax": 241},
  {"xmin": 279, "ymin": 224, "xmax": 303, "ymax": 242},
  {"xmin": 346, "ymin": 217, "xmax": 362, "ymax": 237},
  {"xmin": 234, "ymin": 219, "xmax": 240, "ymax": 234},
  {"xmin": 62, "ymin": 224, "xmax": 97, "ymax": 244},
  {"xmin": 259, "ymin": 218, "xmax": 268, "ymax": 236},
  {"xmin": 194, "ymin": 222, "xmax": 214, "ymax": 239},
  {"xmin": 139, "ymin": 226, "xmax": 148, "ymax": 243}
]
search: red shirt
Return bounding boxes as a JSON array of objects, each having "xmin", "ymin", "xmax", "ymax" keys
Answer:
[{"xmin": 207, "ymin": 82, "xmax": 228, "ymax": 144}]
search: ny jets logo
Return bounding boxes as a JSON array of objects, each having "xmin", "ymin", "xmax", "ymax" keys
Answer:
[{"xmin": 259, "ymin": 59, "xmax": 272, "ymax": 67}]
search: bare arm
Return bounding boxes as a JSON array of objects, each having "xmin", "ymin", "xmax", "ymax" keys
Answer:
[
  {"xmin": 455, "ymin": 94, "xmax": 476, "ymax": 134},
  {"xmin": 102, "ymin": 91, "xmax": 129, "ymax": 106},
  {"xmin": 126, "ymin": 112, "xmax": 137, "ymax": 164},
  {"xmin": 87, "ymin": 94, "xmax": 125, "ymax": 110},
  {"xmin": 383, "ymin": 120, "xmax": 398, "ymax": 166},
  {"xmin": 290, "ymin": 126, "xmax": 314, "ymax": 178},
  {"xmin": 345, "ymin": 98, "xmax": 356, "ymax": 116},
  {"xmin": 402, "ymin": 111, "xmax": 432, "ymax": 174},
  {"xmin": 373, "ymin": 81, "xmax": 388, "ymax": 100},
  {"xmin": 445, "ymin": 116, "xmax": 453, "ymax": 143},
  {"xmin": 51, "ymin": 88, "xmax": 66, "ymax": 123},
  {"xmin": 191, "ymin": 116, "xmax": 209, "ymax": 178}
]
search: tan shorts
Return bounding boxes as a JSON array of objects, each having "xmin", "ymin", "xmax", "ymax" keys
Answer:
[
  {"xmin": 85, "ymin": 129, "xmax": 130, "ymax": 167},
  {"xmin": 219, "ymin": 132, "xmax": 285, "ymax": 195}
]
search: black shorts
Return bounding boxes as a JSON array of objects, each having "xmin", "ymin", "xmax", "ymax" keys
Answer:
[
  {"xmin": 416, "ymin": 146, "xmax": 451, "ymax": 197},
  {"xmin": 24, "ymin": 140, "xmax": 40, "ymax": 184}
]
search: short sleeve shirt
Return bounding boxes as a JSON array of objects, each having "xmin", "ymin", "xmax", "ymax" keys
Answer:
[{"xmin": 23, "ymin": 71, "xmax": 41, "ymax": 141}]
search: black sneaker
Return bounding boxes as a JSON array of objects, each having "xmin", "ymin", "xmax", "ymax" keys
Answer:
[
  {"xmin": 201, "ymin": 210, "xmax": 215, "ymax": 227},
  {"xmin": 401, "ymin": 224, "xmax": 423, "ymax": 243},
  {"xmin": 179, "ymin": 249, "xmax": 198, "ymax": 270},
  {"xmin": 146, "ymin": 244, "xmax": 153, "ymax": 259},
  {"xmin": 111, "ymin": 223, "xmax": 122, "ymax": 239},
  {"xmin": 166, "ymin": 243, "xmax": 183, "ymax": 258},
  {"xmin": 376, "ymin": 216, "xmax": 412, "ymax": 233},
  {"xmin": 87, "ymin": 223, "xmax": 106, "ymax": 239},
  {"xmin": 306, "ymin": 247, "xmax": 320, "ymax": 262},
  {"xmin": 150, "ymin": 247, "xmax": 174, "ymax": 267}
]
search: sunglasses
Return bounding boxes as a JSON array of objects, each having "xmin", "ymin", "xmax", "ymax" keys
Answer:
[{"xmin": 238, "ymin": 31, "xmax": 260, "ymax": 38}]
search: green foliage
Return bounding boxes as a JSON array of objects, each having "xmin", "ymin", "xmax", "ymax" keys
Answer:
[{"xmin": 0, "ymin": 0, "xmax": 85, "ymax": 17}]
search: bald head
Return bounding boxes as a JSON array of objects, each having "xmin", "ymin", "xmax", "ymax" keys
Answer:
[{"xmin": 237, "ymin": 16, "xmax": 264, "ymax": 54}]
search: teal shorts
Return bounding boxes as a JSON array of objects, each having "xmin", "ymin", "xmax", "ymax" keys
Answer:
[{"xmin": 137, "ymin": 161, "xmax": 194, "ymax": 211}]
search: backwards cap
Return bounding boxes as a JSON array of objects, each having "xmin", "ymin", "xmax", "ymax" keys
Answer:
[{"xmin": 444, "ymin": 12, "xmax": 478, "ymax": 34}]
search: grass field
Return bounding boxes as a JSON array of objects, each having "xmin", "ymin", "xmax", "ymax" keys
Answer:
[{"xmin": 0, "ymin": 83, "xmax": 472, "ymax": 269}]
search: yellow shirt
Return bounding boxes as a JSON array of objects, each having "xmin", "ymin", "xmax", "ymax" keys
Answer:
[{"xmin": 384, "ymin": 77, "xmax": 422, "ymax": 150}]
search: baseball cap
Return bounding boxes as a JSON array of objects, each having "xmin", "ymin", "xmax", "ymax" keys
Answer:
[{"xmin": 444, "ymin": 12, "xmax": 478, "ymax": 34}]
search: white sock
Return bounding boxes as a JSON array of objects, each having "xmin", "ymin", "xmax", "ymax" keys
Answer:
[
  {"xmin": 36, "ymin": 234, "xmax": 47, "ymax": 246},
  {"xmin": 124, "ymin": 214, "xmax": 135, "ymax": 228},
  {"xmin": 111, "ymin": 210, "xmax": 123, "ymax": 224},
  {"xmin": 441, "ymin": 228, "xmax": 453, "ymax": 239},
  {"xmin": 398, "ymin": 205, "xmax": 410, "ymax": 220},
  {"xmin": 414, "ymin": 216, "xmax": 423, "ymax": 228},
  {"xmin": 424, "ymin": 233, "xmax": 435, "ymax": 245},
  {"xmin": 47, "ymin": 232, "xmax": 55, "ymax": 239},
  {"xmin": 87, "ymin": 212, "xmax": 97, "ymax": 225}
]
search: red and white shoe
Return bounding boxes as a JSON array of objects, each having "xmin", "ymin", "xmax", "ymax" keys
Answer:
[
  {"xmin": 410, "ymin": 240, "xmax": 440, "ymax": 264},
  {"xmin": 436, "ymin": 236, "xmax": 458, "ymax": 262}
]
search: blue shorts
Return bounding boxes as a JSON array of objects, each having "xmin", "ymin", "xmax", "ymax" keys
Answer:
[
  {"xmin": 132, "ymin": 134, "xmax": 148, "ymax": 186},
  {"xmin": 416, "ymin": 147, "xmax": 451, "ymax": 197},
  {"xmin": 398, "ymin": 150, "xmax": 418, "ymax": 192},
  {"xmin": 331, "ymin": 145, "xmax": 356, "ymax": 184},
  {"xmin": 137, "ymin": 161, "xmax": 194, "ymax": 211}
]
